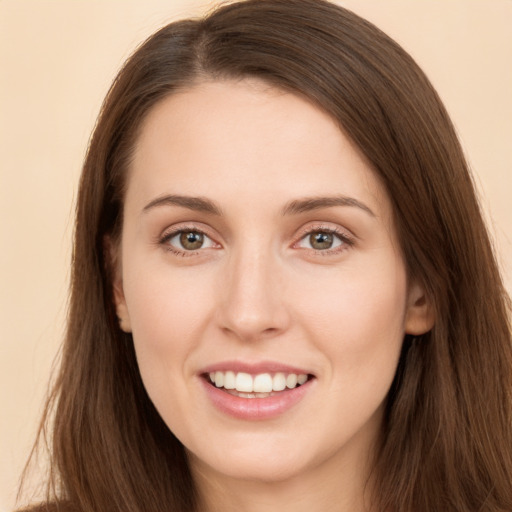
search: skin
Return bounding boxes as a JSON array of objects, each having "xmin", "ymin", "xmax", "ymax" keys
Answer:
[{"xmin": 113, "ymin": 79, "xmax": 433, "ymax": 512}]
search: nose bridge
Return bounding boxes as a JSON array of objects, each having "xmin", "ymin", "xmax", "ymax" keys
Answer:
[{"xmin": 218, "ymin": 239, "xmax": 288, "ymax": 340}]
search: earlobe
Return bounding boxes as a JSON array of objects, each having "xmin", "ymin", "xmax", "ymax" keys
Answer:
[
  {"xmin": 404, "ymin": 282, "xmax": 435, "ymax": 335},
  {"xmin": 113, "ymin": 280, "xmax": 132, "ymax": 333},
  {"xmin": 105, "ymin": 235, "xmax": 132, "ymax": 333}
]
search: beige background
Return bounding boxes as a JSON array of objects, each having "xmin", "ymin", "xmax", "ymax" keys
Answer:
[{"xmin": 1, "ymin": 1, "xmax": 511, "ymax": 510}]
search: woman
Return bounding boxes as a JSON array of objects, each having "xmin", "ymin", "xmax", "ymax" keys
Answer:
[{"xmin": 20, "ymin": 0, "xmax": 512, "ymax": 511}]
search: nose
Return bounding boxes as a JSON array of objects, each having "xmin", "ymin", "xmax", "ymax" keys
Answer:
[{"xmin": 216, "ymin": 246, "xmax": 290, "ymax": 342}]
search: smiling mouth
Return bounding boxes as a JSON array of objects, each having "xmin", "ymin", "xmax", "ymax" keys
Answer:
[{"xmin": 204, "ymin": 371, "xmax": 314, "ymax": 399}]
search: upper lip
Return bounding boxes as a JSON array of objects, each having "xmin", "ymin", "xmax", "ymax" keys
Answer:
[{"xmin": 199, "ymin": 360, "xmax": 314, "ymax": 376}]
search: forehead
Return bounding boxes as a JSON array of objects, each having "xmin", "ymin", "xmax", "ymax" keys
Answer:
[{"xmin": 127, "ymin": 79, "xmax": 390, "ymax": 218}]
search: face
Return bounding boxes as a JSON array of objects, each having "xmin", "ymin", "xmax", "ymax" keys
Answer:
[{"xmin": 113, "ymin": 80, "xmax": 432, "ymax": 488}]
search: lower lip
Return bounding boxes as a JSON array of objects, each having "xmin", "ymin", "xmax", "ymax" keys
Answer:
[{"xmin": 200, "ymin": 377, "xmax": 314, "ymax": 420}]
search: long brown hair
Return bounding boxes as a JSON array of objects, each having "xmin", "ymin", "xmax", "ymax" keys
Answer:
[{"xmin": 20, "ymin": 1, "xmax": 512, "ymax": 510}]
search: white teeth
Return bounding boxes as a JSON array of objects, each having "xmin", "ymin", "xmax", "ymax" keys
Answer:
[
  {"xmin": 223, "ymin": 371, "xmax": 236, "ymax": 389},
  {"xmin": 286, "ymin": 373, "xmax": 297, "ymax": 389},
  {"xmin": 214, "ymin": 371, "xmax": 224, "ymax": 388},
  {"xmin": 207, "ymin": 371, "xmax": 310, "ymax": 393},
  {"xmin": 235, "ymin": 372, "xmax": 253, "ymax": 392},
  {"xmin": 253, "ymin": 373, "xmax": 273, "ymax": 393},
  {"xmin": 297, "ymin": 374, "xmax": 308, "ymax": 385},
  {"xmin": 273, "ymin": 372, "xmax": 286, "ymax": 391}
]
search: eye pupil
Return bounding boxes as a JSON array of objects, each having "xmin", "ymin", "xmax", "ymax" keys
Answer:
[
  {"xmin": 310, "ymin": 232, "xmax": 334, "ymax": 250},
  {"xmin": 180, "ymin": 231, "xmax": 204, "ymax": 250}
]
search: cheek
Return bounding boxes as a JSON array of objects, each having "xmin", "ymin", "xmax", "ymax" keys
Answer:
[
  {"xmin": 125, "ymin": 253, "xmax": 213, "ymax": 339},
  {"xmin": 287, "ymin": 259, "xmax": 407, "ymax": 447},
  {"xmin": 294, "ymin": 256, "xmax": 407, "ymax": 378},
  {"xmin": 122, "ymin": 261, "xmax": 215, "ymax": 394}
]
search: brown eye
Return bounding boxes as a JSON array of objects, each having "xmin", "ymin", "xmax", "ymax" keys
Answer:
[
  {"xmin": 163, "ymin": 229, "xmax": 217, "ymax": 255},
  {"xmin": 179, "ymin": 231, "xmax": 204, "ymax": 250},
  {"xmin": 309, "ymin": 231, "xmax": 334, "ymax": 250},
  {"xmin": 296, "ymin": 229, "xmax": 346, "ymax": 252}
]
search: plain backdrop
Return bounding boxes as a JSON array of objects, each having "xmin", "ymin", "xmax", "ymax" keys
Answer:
[{"xmin": 1, "ymin": 1, "xmax": 511, "ymax": 510}]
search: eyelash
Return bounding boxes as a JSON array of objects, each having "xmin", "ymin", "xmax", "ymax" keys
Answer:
[
  {"xmin": 158, "ymin": 224, "xmax": 355, "ymax": 257},
  {"xmin": 158, "ymin": 225, "xmax": 217, "ymax": 257},
  {"xmin": 293, "ymin": 224, "xmax": 355, "ymax": 255}
]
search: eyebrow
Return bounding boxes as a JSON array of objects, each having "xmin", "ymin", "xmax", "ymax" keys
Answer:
[
  {"xmin": 281, "ymin": 196, "xmax": 375, "ymax": 217},
  {"xmin": 142, "ymin": 194, "xmax": 375, "ymax": 218},
  {"xmin": 143, "ymin": 194, "xmax": 223, "ymax": 216}
]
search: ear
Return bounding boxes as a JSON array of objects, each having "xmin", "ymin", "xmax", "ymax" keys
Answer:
[
  {"xmin": 105, "ymin": 236, "xmax": 132, "ymax": 333},
  {"xmin": 404, "ymin": 281, "xmax": 435, "ymax": 335}
]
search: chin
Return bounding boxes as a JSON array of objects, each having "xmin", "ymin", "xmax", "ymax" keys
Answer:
[{"xmin": 187, "ymin": 441, "xmax": 313, "ymax": 484}]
